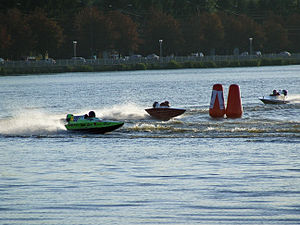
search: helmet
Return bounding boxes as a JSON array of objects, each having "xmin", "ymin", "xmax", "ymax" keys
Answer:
[
  {"xmin": 66, "ymin": 114, "xmax": 73, "ymax": 122},
  {"xmin": 282, "ymin": 90, "xmax": 287, "ymax": 96},
  {"xmin": 88, "ymin": 111, "xmax": 96, "ymax": 117}
]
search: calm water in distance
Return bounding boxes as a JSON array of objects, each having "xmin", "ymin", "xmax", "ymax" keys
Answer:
[{"xmin": 0, "ymin": 65, "xmax": 300, "ymax": 224}]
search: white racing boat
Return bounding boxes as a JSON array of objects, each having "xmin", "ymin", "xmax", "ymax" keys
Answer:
[{"xmin": 259, "ymin": 89, "xmax": 289, "ymax": 104}]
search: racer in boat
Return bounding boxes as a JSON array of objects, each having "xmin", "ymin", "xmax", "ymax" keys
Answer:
[
  {"xmin": 152, "ymin": 101, "xmax": 170, "ymax": 108},
  {"xmin": 270, "ymin": 89, "xmax": 287, "ymax": 96},
  {"xmin": 153, "ymin": 101, "xmax": 160, "ymax": 108},
  {"xmin": 88, "ymin": 111, "xmax": 96, "ymax": 117},
  {"xmin": 270, "ymin": 90, "xmax": 279, "ymax": 96},
  {"xmin": 282, "ymin": 89, "xmax": 288, "ymax": 96},
  {"xmin": 160, "ymin": 101, "xmax": 170, "ymax": 107}
]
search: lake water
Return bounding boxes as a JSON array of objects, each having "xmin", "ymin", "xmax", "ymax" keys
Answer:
[{"xmin": 0, "ymin": 66, "xmax": 300, "ymax": 224}]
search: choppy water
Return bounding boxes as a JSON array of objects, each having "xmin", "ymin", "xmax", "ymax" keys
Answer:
[{"xmin": 0, "ymin": 66, "xmax": 300, "ymax": 224}]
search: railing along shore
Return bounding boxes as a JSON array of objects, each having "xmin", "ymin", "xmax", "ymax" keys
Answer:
[{"xmin": 1, "ymin": 53, "xmax": 300, "ymax": 68}]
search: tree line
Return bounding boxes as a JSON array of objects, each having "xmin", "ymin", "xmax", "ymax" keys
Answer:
[{"xmin": 1, "ymin": 0, "xmax": 300, "ymax": 60}]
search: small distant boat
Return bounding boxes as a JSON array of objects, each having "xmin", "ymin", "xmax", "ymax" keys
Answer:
[
  {"xmin": 65, "ymin": 111, "xmax": 124, "ymax": 134},
  {"xmin": 259, "ymin": 89, "xmax": 289, "ymax": 104},
  {"xmin": 145, "ymin": 101, "xmax": 185, "ymax": 121}
]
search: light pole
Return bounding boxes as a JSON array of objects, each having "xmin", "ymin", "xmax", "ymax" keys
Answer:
[
  {"xmin": 249, "ymin": 38, "xmax": 253, "ymax": 55},
  {"xmin": 73, "ymin": 40, "xmax": 77, "ymax": 58},
  {"xmin": 159, "ymin": 39, "xmax": 163, "ymax": 61}
]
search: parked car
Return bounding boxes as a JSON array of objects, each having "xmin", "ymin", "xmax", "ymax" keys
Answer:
[
  {"xmin": 279, "ymin": 51, "xmax": 291, "ymax": 57},
  {"xmin": 26, "ymin": 56, "xmax": 36, "ymax": 61},
  {"xmin": 146, "ymin": 54, "xmax": 159, "ymax": 60},
  {"xmin": 44, "ymin": 58, "xmax": 56, "ymax": 64},
  {"xmin": 191, "ymin": 52, "xmax": 204, "ymax": 57},
  {"xmin": 111, "ymin": 54, "xmax": 119, "ymax": 59},
  {"xmin": 130, "ymin": 54, "xmax": 142, "ymax": 60},
  {"xmin": 255, "ymin": 51, "xmax": 262, "ymax": 56},
  {"xmin": 71, "ymin": 57, "xmax": 86, "ymax": 63},
  {"xmin": 0, "ymin": 58, "xmax": 4, "ymax": 64},
  {"xmin": 240, "ymin": 52, "xmax": 249, "ymax": 56}
]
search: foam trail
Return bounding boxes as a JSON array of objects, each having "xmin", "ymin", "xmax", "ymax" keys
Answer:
[
  {"xmin": 288, "ymin": 94, "xmax": 300, "ymax": 103},
  {"xmin": 95, "ymin": 102, "xmax": 148, "ymax": 120},
  {"xmin": 0, "ymin": 109, "xmax": 65, "ymax": 136}
]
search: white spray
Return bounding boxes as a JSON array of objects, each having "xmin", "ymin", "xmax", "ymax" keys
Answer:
[{"xmin": 0, "ymin": 109, "xmax": 65, "ymax": 136}]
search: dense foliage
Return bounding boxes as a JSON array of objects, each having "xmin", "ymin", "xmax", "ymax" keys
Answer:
[{"xmin": 0, "ymin": 0, "xmax": 300, "ymax": 59}]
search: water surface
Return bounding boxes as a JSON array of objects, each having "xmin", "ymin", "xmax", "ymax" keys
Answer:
[{"xmin": 0, "ymin": 66, "xmax": 300, "ymax": 224}]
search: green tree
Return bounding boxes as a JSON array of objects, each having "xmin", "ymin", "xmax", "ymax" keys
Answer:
[
  {"xmin": 143, "ymin": 10, "xmax": 183, "ymax": 56},
  {"xmin": 183, "ymin": 13, "xmax": 224, "ymax": 55},
  {"xmin": 199, "ymin": 13, "xmax": 224, "ymax": 54},
  {"xmin": 0, "ymin": 24, "xmax": 11, "ymax": 58},
  {"xmin": 0, "ymin": 0, "xmax": 86, "ymax": 18},
  {"xmin": 27, "ymin": 8, "xmax": 64, "ymax": 58},
  {"xmin": 263, "ymin": 18, "xmax": 289, "ymax": 53},
  {"xmin": 0, "ymin": 9, "xmax": 33, "ymax": 59},
  {"xmin": 221, "ymin": 13, "xmax": 265, "ymax": 54},
  {"xmin": 257, "ymin": 0, "xmax": 299, "ymax": 16},
  {"xmin": 220, "ymin": 13, "xmax": 243, "ymax": 54},
  {"xmin": 286, "ymin": 13, "xmax": 300, "ymax": 52},
  {"xmin": 216, "ymin": 0, "xmax": 237, "ymax": 10},
  {"xmin": 74, "ymin": 7, "xmax": 114, "ymax": 58},
  {"xmin": 107, "ymin": 11, "xmax": 141, "ymax": 55},
  {"xmin": 181, "ymin": 16, "xmax": 203, "ymax": 55}
]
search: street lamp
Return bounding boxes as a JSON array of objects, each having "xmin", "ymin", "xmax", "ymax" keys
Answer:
[
  {"xmin": 73, "ymin": 40, "xmax": 77, "ymax": 58},
  {"xmin": 249, "ymin": 38, "xmax": 253, "ymax": 55},
  {"xmin": 159, "ymin": 40, "xmax": 163, "ymax": 60}
]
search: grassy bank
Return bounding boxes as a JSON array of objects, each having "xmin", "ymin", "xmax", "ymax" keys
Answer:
[{"xmin": 1, "ymin": 57, "xmax": 300, "ymax": 75}]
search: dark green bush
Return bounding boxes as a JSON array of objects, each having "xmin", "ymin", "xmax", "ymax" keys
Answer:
[
  {"xmin": 193, "ymin": 61, "xmax": 205, "ymax": 68},
  {"xmin": 183, "ymin": 61, "xmax": 194, "ymax": 68},
  {"xmin": 261, "ymin": 58, "xmax": 274, "ymax": 66},
  {"xmin": 134, "ymin": 63, "xmax": 147, "ymax": 70},
  {"xmin": 203, "ymin": 61, "xmax": 217, "ymax": 68},
  {"xmin": 240, "ymin": 59, "xmax": 260, "ymax": 67},
  {"xmin": 167, "ymin": 60, "xmax": 182, "ymax": 69},
  {"xmin": 77, "ymin": 65, "xmax": 93, "ymax": 72},
  {"xmin": 228, "ymin": 60, "xmax": 240, "ymax": 67}
]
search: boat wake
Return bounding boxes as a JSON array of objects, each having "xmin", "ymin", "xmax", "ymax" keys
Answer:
[
  {"xmin": 0, "ymin": 102, "xmax": 299, "ymax": 140},
  {"xmin": 91, "ymin": 102, "xmax": 148, "ymax": 121},
  {"xmin": 287, "ymin": 94, "xmax": 300, "ymax": 103},
  {"xmin": 0, "ymin": 103, "xmax": 148, "ymax": 137},
  {"xmin": 0, "ymin": 109, "xmax": 66, "ymax": 136}
]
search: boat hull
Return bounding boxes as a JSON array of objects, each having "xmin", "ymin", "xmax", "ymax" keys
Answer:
[
  {"xmin": 259, "ymin": 98, "xmax": 289, "ymax": 104},
  {"xmin": 145, "ymin": 108, "xmax": 186, "ymax": 121},
  {"xmin": 65, "ymin": 121, "xmax": 124, "ymax": 134}
]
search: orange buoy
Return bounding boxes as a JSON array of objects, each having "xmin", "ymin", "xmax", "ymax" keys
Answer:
[
  {"xmin": 226, "ymin": 84, "xmax": 243, "ymax": 118},
  {"xmin": 209, "ymin": 84, "xmax": 225, "ymax": 118}
]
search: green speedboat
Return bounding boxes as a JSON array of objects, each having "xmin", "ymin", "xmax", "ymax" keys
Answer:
[{"xmin": 65, "ymin": 111, "xmax": 124, "ymax": 134}]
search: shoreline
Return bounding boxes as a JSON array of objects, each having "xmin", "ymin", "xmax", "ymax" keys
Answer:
[{"xmin": 1, "ymin": 57, "xmax": 300, "ymax": 76}]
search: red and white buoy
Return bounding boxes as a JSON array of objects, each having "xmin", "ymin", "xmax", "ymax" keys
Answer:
[
  {"xmin": 209, "ymin": 84, "xmax": 225, "ymax": 118},
  {"xmin": 226, "ymin": 84, "xmax": 243, "ymax": 118}
]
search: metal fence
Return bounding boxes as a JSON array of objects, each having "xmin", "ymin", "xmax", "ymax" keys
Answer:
[{"xmin": 1, "ymin": 53, "xmax": 300, "ymax": 68}]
